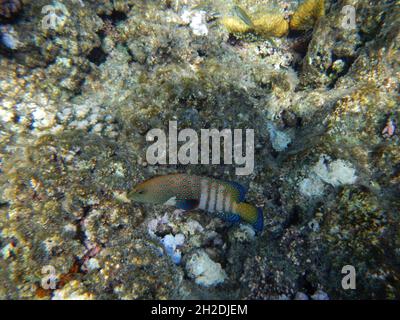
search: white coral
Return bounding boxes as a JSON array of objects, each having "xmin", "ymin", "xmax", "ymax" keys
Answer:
[
  {"xmin": 31, "ymin": 106, "xmax": 56, "ymax": 129},
  {"xmin": 186, "ymin": 250, "xmax": 226, "ymax": 287},
  {"xmin": 299, "ymin": 154, "xmax": 357, "ymax": 197},
  {"xmin": 267, "ymin": 122, "xmax": 291, "ymax": 152},
  {"xmin": 299, "ymin": 175, "xmax": 325, "ymax": 197},
  {"xmin": 313, "ymin": 155, "xmax": 357, "ymax": 187},
  {"xmin": 181, "ymin": 10, "xmax": 208, "ymax": 36}
]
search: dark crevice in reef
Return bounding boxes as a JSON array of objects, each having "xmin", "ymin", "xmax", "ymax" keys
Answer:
[
  {"xmin": 95, "ymin": 10, "xmax": 128, "ymax": 60},
  {"xmin": 96, "ymin": 27, "xmax": 107, "ymax": 41},
  {"xmin": 0, "ymin": 1, "xmax": 23, "ymax": 25},
  {"xmin": 87, "ymin": 46, "xmax": 108, "ymax": 66},
  {"xmin": 124, "ymin": 44, "xmax": 136, "ymax": 62},
  {"xmin": 99, "ymin": 10, "xmax": 128, "ymax": 26},
  {"xmin": 72, "ymin": 77, "xmax": 86, "ymax": 96},
  {"xmin": 0, "ymin": 201, "xmax": 9, "ymax": 209},
  {"xmin": 0, "ymin": 45, "xmax": 13, "ymax": 58},
  {"xmin": 327, "ymin": 54, "xmax": 356, "ymax": 89},
  {"xmin": 298, "ymin": 273, "xmax": 317, "ymax": 296},
  {"xmin": 74, "ymin": 205, "xmax": 92, "ymax": 245},
  {"xmin": 284, "ymin": 205, "xmax": 302, "ymax": 228},
  {"xmin": 227, "ymin": 34, "xmax": 241, "ymax": 46},
  {"xmin": 197, "ymin": 49, "xmax": 207, "ymax": 57}
]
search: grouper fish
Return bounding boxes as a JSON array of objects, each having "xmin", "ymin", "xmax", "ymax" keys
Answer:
[{"xmin": 129, "ymin": 174, "xmax": 264, "ymax": 233}]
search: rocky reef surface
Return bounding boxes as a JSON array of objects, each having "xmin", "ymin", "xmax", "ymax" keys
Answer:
[{"xmin": 0, "ymin": 0, "xmax": 399, "ymax": 299}]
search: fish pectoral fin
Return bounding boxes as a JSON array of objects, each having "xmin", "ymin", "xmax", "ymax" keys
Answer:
[{"xmin": 175, "ymin": 199, "xmax": 199, "ymax": 210}]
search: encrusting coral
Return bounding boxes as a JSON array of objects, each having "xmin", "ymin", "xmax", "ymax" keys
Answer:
[
  {"xmin": 220, "ymin": 16, "xmax": 251, "ymax": 34},
  {"xmin": 253, "ymin": 13, "xmax": 289, "ymax": 38},
  {"xmin": 221, "ymin": 0, "xmax": 326, "ymax": 38},
  {"xmin": 221, "ymin": 5, "xmax": 289, "ymax": 38},
  {"xmin": 289, "ymin": 0, "xmax": 325, "ymax": 31}
]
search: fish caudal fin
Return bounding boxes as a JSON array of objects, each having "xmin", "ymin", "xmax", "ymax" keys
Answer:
[{"xmin": 234, "ymin": 202, "xmax": 264, "ymax": 233}]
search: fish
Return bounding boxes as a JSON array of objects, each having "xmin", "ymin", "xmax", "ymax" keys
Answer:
[
  {"xmin": 232, "ymin": 5, "xmax": 254, "ymax": 27},
  {"xmin": 129, "ymin": 173, "xmax": 264, "ymax": 233}
]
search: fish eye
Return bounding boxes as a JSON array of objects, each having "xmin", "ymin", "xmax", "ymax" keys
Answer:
[{"xmin": 137, "ymin": 190, "xmax": 145, "ymax": 195}]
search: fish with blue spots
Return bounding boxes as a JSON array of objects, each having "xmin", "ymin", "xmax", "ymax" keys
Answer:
[{"xmin": 129, "ymin": 174, "xmax": 263, "ymax": 233}]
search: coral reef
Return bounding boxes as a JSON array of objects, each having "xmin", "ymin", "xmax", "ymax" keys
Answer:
[{"xmin": 0, "ymin": 0, "xmax": 399, "ymax": 300}]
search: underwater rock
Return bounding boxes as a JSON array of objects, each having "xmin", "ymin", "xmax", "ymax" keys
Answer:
[
  {"xmin": 185, "ymin": 249, "xmax": 227, "ymax": 287},
  {"xmin": 231, "ymin": 224, "xmax": 256, "ymax": 242},
  {"xmin": 267, "ymin": 122, "xmax": 292, "ymax": 152},
  {"xmin": 313, "ymin": 155, "xmax": 357, "ymax": 187},
  {"xmin": 181, "ymin": 10, "xmax": 209, "ymax": 36},
  {"xmin": 299, "ymin": 155, "xmax": 357, "ymax": 199},
  {"xmin": 299, "ymin": 175, "xmax": 325, "ymax": 198},
  {"xmin": 298, "ymin": 1, "xmax": 398, "ymax": 88},
  {"xmin": 0, "ymin": 25, "xmax": 20, "ymax": 49},
  {"xmin": 52, "ymin": 280, "xmax": 94, "ymax": 300},
  {"xmin": 0, "ymin": 0, "xmax": 21, "ymax": 18},
  {"xmin": 311, "ymin": 290, "xmax": 329, "ymax": 300},
  {"xmin": 295, "ymin": 292, "xmax": 309, "ymax": 300}
]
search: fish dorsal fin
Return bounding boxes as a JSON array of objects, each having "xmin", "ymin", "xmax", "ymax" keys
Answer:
[{"xmin": 226, "ymin": 180, "xmax": 247, "ymax": 202}]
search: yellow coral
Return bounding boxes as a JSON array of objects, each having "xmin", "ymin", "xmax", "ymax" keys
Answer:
[
  {"xmin": 290, "ymin": 0, "xmax": 325, "ymax": 31},
  {"xmin": 252, "ymin": 13, "xmax": 289, "ymax": 38},
  {"xmin": 221, "ymin": 16, "xmax": 251, "ymax": 34}
]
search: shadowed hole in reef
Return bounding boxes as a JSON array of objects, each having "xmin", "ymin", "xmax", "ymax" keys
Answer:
[
  {"xmin": 0, "ymin": 3, "xmax": 24, "ymax": 25},
  {"xmin": 326, "ymin": 54, "xmax": 356, "ymax": 89},
  {"xmin": 99, "ymin": 10, "xmax": 127, "ymax": 26},
  {"xmin": 74, "ymin": 205, "xmax": 92, "ymax": 244},
  {"xmin": 96, "ymin": 10, "xmax": 128, "ymax": 44},
  {"xmin": 87, "ymin": 46, "xmax": 107, "ymax": 66},
  {"xmin": 298, "ymin": 273, "xmax": 317, "ymax": 296},
  {"xmin": 285, "ymin": 205, "xmax": 302, "ymax": 227}
]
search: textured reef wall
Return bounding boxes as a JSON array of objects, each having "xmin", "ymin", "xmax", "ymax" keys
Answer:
[{"xmin": 0, "ymin": 0, "xmax": 399, "ymax": 299}]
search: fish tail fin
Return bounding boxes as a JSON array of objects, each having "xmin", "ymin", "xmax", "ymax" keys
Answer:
[{"xmin": 234, "ymin": 203, "xmax": 264, "ymax": 233}]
